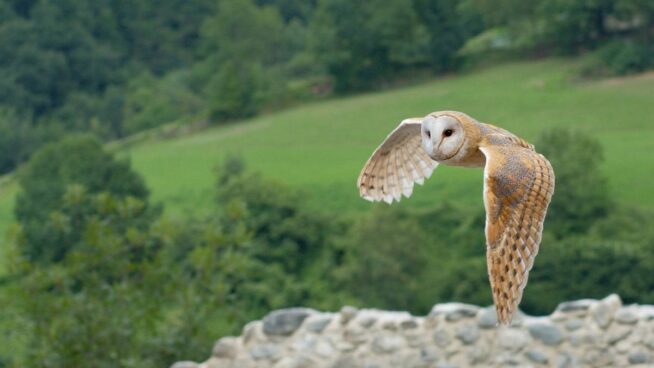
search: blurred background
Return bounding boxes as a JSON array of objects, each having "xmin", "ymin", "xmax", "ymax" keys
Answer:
[{"xmin": 0, "ymin": 0, "xmax": 653, "ymax": 366}]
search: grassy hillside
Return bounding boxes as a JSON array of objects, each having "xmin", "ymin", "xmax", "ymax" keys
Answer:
[
  {"xmin": 1, "ymin": 59, "xmax": 653, "ymax": 271},
  {"xmin": 125, "ymin": 59, "xmax": 654, "ymax": 214}
]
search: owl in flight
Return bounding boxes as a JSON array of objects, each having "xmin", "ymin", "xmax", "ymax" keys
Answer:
[{"xmin": 357, "ymin": 111, "xmax": 555, "ymax": 325}]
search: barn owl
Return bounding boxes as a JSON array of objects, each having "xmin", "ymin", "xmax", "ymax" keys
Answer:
[{"xmin": 357, "ymin": 111, "xmax": 555, "ymax": 325}]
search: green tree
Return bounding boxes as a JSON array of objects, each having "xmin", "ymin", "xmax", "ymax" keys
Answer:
[
  {"xmin": 336, "ymin": 207, "xmax": 429, "ymax": 312},
  {"xmin": 309, "ymin": 0, "xmax": 370, "ymax": 92},
  {"xmin": 525, "ymin": 235, "xmax": 654, "ymax": 314},
  {"xmin": 413, "ymin": 0, "xmax": 483, "ymax": 71},
  {"xmin": 535, "ymin": 128, "xmax": 611, "ymax": 238},
  {"xmin": 200, "ymin": 0, "xmax": 289, "ymax": 121},
  {"xmin": 207, "ymin": 61, "xmax": 271, "ymax": 121},
  {"xmin": 14, "ymin": 134, "xmax": 151, "ymax": 263},
  {"xmin": 215, "ymin": 156, "xmax": 334, "ymax": 276}
]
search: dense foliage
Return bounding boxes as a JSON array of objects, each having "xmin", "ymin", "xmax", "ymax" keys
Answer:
[
  {"xmin": 1, "ymin": 0, "xmax": 652, "ymax": 174},
  {"xmin": 14, "ymin": 135, "xmax": 153, "ymax": 264},
  {"xmin": 3, "ymin": 128, "xmax": 653, "ymax": 366}
]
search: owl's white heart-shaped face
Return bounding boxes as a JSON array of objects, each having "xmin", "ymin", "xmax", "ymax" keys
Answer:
[{"xmin": 421, "ymin": 114, "xmax": 465, "ymax": 162}]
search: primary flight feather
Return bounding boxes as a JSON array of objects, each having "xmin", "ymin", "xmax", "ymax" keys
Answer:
[{"xmin": 357, "ymin": 110, "xmax": 555, "ymax": 325}]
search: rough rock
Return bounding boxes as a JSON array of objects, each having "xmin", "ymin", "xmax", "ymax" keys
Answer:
[
  {"xmin": 527, "ymin": 322, "xmax": 563, "ymax": 346},
  {"xmin": 628, "ymin": 351, "xmax": 650, "ymax": 364},
  {"xmin": 615, "ymin": 307, "xmax": 639, "ymax": 324},
  {"xmin": 477, "ymin": 307, "xmax": 497, "ymax": 329},
  {"xmin": 498, "ymin": 328, "xmax": 529, "ymax": 352},
  {"xmin": 371, "ymin": 335, "xmax": 404, "ymax": 354},
  {"xmin": 339, "ymin": 306, "xmax": 358, "ymax": 325},
  {"xmin": 432, "ymin": 328, "xmax": 451, "ymax": 348},
  {"xmin": 556, "ymin": 299, "xmax": 596, "ymax": 313},
  {"xmin": 564, "ymin": 318, "xmax": 583, "ymax": 331},
  {"xmin": 525, "ymin": 349, "xmax": 549, "ymax": 364},
  {"xmin": 212, "ymin": 337, "xmax": 238, "ymax": 359},
  {"xmin": 263, "ymin": 308, "xmax": 314, "ymax": 336},
  {"xmin": 431, "ymin": 303, "xmax": 479, "ymax": 322},
  {"xmin": 249, "ymin": 343, "xmax": 281, "ymax": 360},
  {"xmin": 185, "ymin": 295, "xmax": 654, "ymax": 368},
  {"xmin": 305, "ymin": 316, "xmax": 332, "ymax": 333},
  {"xmin": 170, "ymin": 362, "xmax": 198, "ymax": 368},
  {"xmin": 455, "ymin": 324, "xmax": 480, "ymax": 345},
  {"xmin": 590, "ymin": 294, "xmax": 622, "ymax": 329}
]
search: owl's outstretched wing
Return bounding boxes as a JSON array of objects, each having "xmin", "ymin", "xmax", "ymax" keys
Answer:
[
  {"xmin": 357, "ymin": 118, "xmax": 438, "ymax": 203},
  {"xmin": 480, "ymin": 141, "xmax": 554, "ymax": 325}
]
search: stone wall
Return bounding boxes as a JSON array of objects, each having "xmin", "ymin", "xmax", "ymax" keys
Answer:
[{"xmin": 172, "ymin": 294, "xmax": 654, "ymax": 368}]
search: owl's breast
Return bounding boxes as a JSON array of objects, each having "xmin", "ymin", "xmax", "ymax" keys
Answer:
[{"xmin": 439, "ymin": 142, "xmax": 485, "ymax": 168}]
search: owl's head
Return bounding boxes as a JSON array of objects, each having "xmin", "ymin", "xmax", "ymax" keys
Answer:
[{"xmin": 421, "ymin": 113, "xmax": 467, "ymax": 162}]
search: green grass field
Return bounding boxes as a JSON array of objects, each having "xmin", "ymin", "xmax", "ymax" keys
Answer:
[
  {"xmin": 125, "ymin": 59, "xmax": 654, "ymax": 213},
  {"xmin": 1, "ymin": 59, "xmax": 653, "ymax": 272}
]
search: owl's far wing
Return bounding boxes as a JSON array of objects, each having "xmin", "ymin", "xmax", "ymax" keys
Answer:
[
  {"xmin": 480, "ymin": 142, "xmax": 555, "ymax": 325},
  {"xmin": 357, "ymin": 118, "xmax": 438, "ymax": 203}
]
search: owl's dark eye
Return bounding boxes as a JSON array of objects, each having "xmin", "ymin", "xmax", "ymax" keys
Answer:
[
  {"xmin": 443, "ymin": 129, "xmax": 453, "ymax": 137},
  {"xmin": 425, "ymin": 130, "xmax": 431, "ymax": 139}
]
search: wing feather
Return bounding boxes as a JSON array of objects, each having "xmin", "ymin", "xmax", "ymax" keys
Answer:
[
  {"xmin": 480, "ymin": 142, "xmax": 555, "ymax": 325},
  {"xmin": 357, "ymin": 118, "xmax": 438, "ymax": 203}
]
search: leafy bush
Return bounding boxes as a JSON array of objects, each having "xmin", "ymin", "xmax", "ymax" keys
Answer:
[
  {"xmin": 122, "ymin": 72, "xmax": 204, "ymax": 135},
  {"xmin": 525, "ymin": 234, "xmax": 654, "ymax": 314},
  {"xmin": 207, "ymin": 61, "xmax": 272, "ymax": 122},
  {"xmin": 582, "ymin": 40, "xmax": 654, "ymax": 77},
  {"xmin": 14, "ymin": 135, "xmax": 152, "ymax": 263},
  {"xmin": 535, "ymin": 128, "xmax": 612, "ymax": 238}
]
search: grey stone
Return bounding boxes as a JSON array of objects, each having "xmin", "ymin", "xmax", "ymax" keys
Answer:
[
  {"xmin": 263, "ymin": 308, "xmax": 314, "ymax": 336},
  {"xmin": 494, "ymin": 353, "xmax": 522, "ymax": 366},
  {"xmin": 526, "ymin": 349, "xmax": 549, "ymax": 364},
  {"xmin": 358, "ymin": 316, "xmax": 377, "ymax": 329},
  {"xmin": 478, "ymin": 307, "xmax": 497, "ymax": 329},
  {"xmin": 615, "ymin": 308, "xmax": 639, "ymax": 324},
  {"xmin": 498, "ymin": 328, "xmax": 529, "ymax": 352},
  {"xmin": 400, "ymin": 319, "xmax": 418, "ymax": 330},
  {"xmin": 583, "ymin": 348, "xmax": 614, "ymax": 367},
  {"xmin": 381, "ymin": 320, "xmax": 397, "ymax": 331},
  {"xmin": 431, "ymin": 303, "xmax": 479, "ymax": 321},
  {"xmin": 645, "ymin": 332, "xmax": 654, "ymax": 349},
  {"xmin": 607, "ymin": 325, "xmax": 632, "ymax": 344},
  {"xmin": 335, "ymin": 341, "xmax": 356, "ymax": 353},
  {"xmin": 305, "ymin": 316, "xmax": 332, "ymax": 333},
  {"xmin": 340, "ymin": 306, "xmax": 358, "ymax": 324},
  {"xmin": 331, "ymin": 355, "xmax": 358, "ymax": 368},
  {"xmin": 569, "ymin": 331, "xmax": 600, "ymax": 347},
  {"xmin": 405, "ymin": 331, "xmax": 426, "ymax": 348},
  {"xmin": 455, "ymin": 324, "xmax": 480, "ymax": 345},
  {"xmin": 433, "ymin": 328, "xmax": 451, "ymax": 348},
  {"xmin": 592, "ymin": 302, "xmax": 613, "ymax": 328},
  {"xmin": 468, "ymin": 341, "xmax": 490, "ymax": 364},
  {"xmin": 242, "ymin": 321, "xmax": 263, "ymax": 344},
  {"xmin": 313, "ymin": 340, "xmax": 335, "ymax": 358},
  {"xmin": 616, "ymin": 340, "xmax": 631, "ymax": 354},
  {"xmin": 591, "ymin": 294, "xmax": 622, "ymax": 329},
  {"xmin": 371, "ymin": 335, "xmax": 404, "ymax": 354},
  {"xmin": 628, "ymin": 351, "xmax": 650, "ymax": 364},
  {"xmin": 527, "ymin": 322, "xmax": 563, "ymax": 346},
  {"xmin": 249, "ymin": 344, "xmax": 281, "ymax": 361},
  {"xmin": 555, "ymin": 299, "xmax": 596, "ymax": 313},
  {"xmin": 212, "ymin": 337, "xmax": 238, "ymax": 358},
  {"xmin": 291, "ymin": 335, "xmax": 316, "ymax": 351},
  {"xmin": 420, "ymin": 347, "xmax": 439, "ymax": 363},
  {"xmin": 564, "ymin": 318, "xmax": 584, "ymax": 331},
  {"xmin": 344, "ymin": 323, "xmax": 368, "ymax": 345},
  {"xmin": 274, "ymin": 355, "xmax": 315, "ymax": 368},
  {"xmin": 170, "ymin": 362, "xmax": 198, "ymax": 368},
  {"xmin": 435, "ymin": 363, "xmax": 457, "ymax": 368},
  {"xmin": 556, "ymin": 352, "xmax": 575, "ymax": 368}
]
